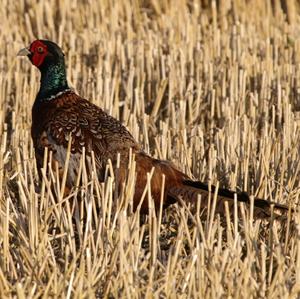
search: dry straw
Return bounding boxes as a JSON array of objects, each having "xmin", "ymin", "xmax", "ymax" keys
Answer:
[{"xmin": 1, "ymin": 0, "xmax": 300, "ymax": 297}]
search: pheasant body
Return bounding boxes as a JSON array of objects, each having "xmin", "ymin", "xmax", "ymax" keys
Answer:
[
  {"xmin": 32, "ymin": 90, "xmax": 140, "ymax": 186},
  {"xmin": 18, "ymin": 40, "xmax": 290, "ymax": 217}
]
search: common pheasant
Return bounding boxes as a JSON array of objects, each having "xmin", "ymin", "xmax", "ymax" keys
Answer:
[{"xmin": 18, "ymin": 40, "xmax": 290, "ymax": 218}]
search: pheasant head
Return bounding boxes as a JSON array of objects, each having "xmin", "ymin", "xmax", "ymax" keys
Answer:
[{"xmin": 18, "ymin": 40, "xmax": 69, "ymax": 100}]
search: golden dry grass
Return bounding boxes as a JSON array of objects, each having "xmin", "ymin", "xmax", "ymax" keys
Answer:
[{"xmin": 1, "ymin": 0, "xmax": 300, "ymax": 297}]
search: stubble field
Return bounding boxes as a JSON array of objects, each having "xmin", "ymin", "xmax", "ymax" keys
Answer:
[{"xmin": 1, "ymin": 0, "xmax": 300, "ymax": 297}]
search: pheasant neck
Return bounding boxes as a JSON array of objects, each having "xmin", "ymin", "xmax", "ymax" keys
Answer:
[{"xmin": 37, "ymin": 61, "xmax": 69, "ymax": 101}]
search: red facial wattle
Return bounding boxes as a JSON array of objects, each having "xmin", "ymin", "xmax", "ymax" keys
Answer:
[{"xmin": 29, "ymin": 40, "xmax": 48, "ymax": 67}]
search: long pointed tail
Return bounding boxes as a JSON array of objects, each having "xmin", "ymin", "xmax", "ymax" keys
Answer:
[{"xmin": 168, "ymin": 180, "xmax": 291, "ymax": 219}]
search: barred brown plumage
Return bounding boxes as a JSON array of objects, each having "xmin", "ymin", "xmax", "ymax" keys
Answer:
[{"xmin": 18, "ymin": 39, "xmax": 291, "ymax": 218}]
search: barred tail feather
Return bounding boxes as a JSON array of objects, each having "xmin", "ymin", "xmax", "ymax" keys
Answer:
[{"xmin": 167, "ymin": 180, "xmax": 290, "ymax": 220}]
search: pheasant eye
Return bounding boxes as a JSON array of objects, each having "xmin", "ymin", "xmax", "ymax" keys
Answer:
[{"xmin": 37, "ymin": 47, "xmax": 44, "ymax": 53}]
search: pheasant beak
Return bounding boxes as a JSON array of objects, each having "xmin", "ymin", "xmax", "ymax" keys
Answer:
[{"xmin": 17, "ymin": 47, "xmax": 31, "ymax": 56}]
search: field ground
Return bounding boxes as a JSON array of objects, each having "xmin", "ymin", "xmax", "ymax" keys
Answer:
[{"xmin": 1, "ymin": 0, "xmax": 300, "ymax": 297}]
